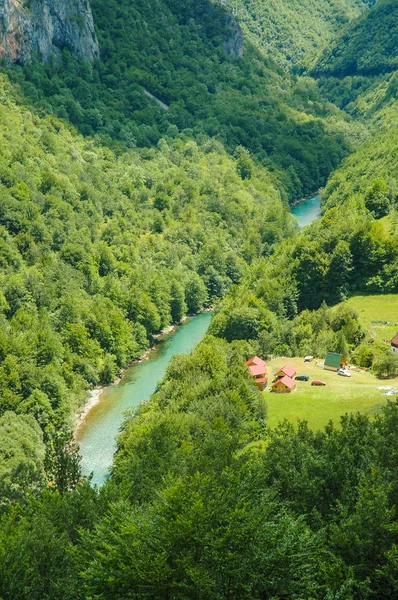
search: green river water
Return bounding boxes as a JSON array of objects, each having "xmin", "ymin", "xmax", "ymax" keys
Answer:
[
  {"xmin": 77, "ymin": 196, "xmax": 321, "ymax": 487},
  {"xmin": 291, "ymin": 194, "xmax": 321, "ymax": 228},
  {"xmin": 76, "ymin": 311, "xmax": 213, "ymax": 486}
]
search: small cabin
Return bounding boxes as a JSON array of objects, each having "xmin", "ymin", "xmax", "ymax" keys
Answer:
[
  {"xmin": 324, "ymin": 352, "xmax": 347, "ymax": 372},
  {"xmin": 391, "ymin": 333, "xmax": 398, "ymax": 355},
  {"xmin": 246, "ymin": 356, "xmax": 268, "ymax": 391},
  {"xmin": 272, "ymin": 375, "xmax": 296, "ymax": 394},
  {"xmin": 274, "ymin": 364, "xmax": 296, "ymax": 380},
  {"xmin": 246, "ymin": 356, "xmax": 266, "ymax": 368},
  {"xmin": 254, "ymin": 376, "xmax": 268, "ymax": 391}
]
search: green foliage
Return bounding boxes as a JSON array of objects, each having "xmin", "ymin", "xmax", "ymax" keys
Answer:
[
  {"xmin": 223, "ymin": 0, "xmax": 373, "ymax": 70},
  {"xmin": 364, "ymin": 178, "xmax": 392, "ymax": 218},
  {"xmin": 0, "ymin": 74, "xmax": 293, "ymax": 439},
  {"xmin": 0, "ymin": 1, "xmax": 397, "ymax": 597},
  {"xmin": 373, "ymin": 353, "xmax": 398, "ymax": 379},
  {"xmin": 0, "ymin": 482, "xmax": 98, "ymax": 600},
  {"xmin": 0, "ymin": 411, "xmax": 46, "ymax": 505},
  {"xmin": 211, "ymin": 289, "xmax": 364, "ymax": 359},
  {"xmin": 313, "ymin": 0, "xmax": 398, "ymax": 77},
  {"xmin": 4, "ymin": 0, "xmax": 354, "ymax": 202}
]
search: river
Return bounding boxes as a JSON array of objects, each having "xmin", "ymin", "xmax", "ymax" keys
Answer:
[
  {"xmin": 77, "ymin": 197, "xmax": 320, "ymax": 486},
  {"xmin": 76, "ymin": 311, "xmax": 213, "ymax": 486},
  {"xmin": 291, "ymin": 194, "xmax": 321, "ymax": 227}
]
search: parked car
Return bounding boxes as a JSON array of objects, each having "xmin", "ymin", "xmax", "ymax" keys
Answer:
[
  {"xmin": 295, "ymin": 375, "xmax": 309, "ymax": 381},
  {"xmin": 304, "ymin": 355, "xmax": 313, "ymax": 362},
  {"xmin": 337, "ymin": 368, "xmax": 351, "ymax": 377},
  {"xmin": 311, "ymin": 380, "xmax": 326, "ymax": 386}
]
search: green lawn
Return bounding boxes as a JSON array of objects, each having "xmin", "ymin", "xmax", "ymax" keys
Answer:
[
  {"xmin": 265, "ymin": 356, "xmax": 397, "ymax": 431},
  {"xmin": 342, "ymin": 293, "xmax": 398, "ymax": 344}
]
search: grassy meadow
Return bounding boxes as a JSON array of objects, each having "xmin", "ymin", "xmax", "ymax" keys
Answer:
[
  {"xmin": 265, "ymin": 356, "xmax": 397, "ymax": 431},
  {"xmin": 342, "ymin": 293, "xmax": 398, "ymax": 344}
]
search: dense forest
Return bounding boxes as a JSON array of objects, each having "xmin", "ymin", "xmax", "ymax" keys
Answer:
[
  {"xmin": 4, "ymin": 0, "xmax": 355, "ymax": 202},
  {"xmin": 2, "ymin": 338, "xmax": 398, "ymax": 598},
  {"xmin": 221, "ymin": 0, "xmax": 375, "ymax": 70},
  {"xmin": 0, "ymin": 0, "xmax": 398, "ymax": 597},
  {"xmin": 313, "ymin": 0, "xmax": 398, "ymax": 77}
]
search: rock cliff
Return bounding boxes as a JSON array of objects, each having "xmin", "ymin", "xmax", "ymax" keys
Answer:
[
  {"xmin": 218, "ymin": 0, "xmax": 243, "ymax": 58},
  {"xmin": 224, "ymin": 11, "xmax": 243, "ymax": 58},
  {"xmin": 0, "ymin": 0, "xmax": 99, "ymax": 64}
]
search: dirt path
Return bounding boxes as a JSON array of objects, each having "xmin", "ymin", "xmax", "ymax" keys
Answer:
[{"xmin": 144, "ymin": 89, "xmax": 169, "ymax": 110}]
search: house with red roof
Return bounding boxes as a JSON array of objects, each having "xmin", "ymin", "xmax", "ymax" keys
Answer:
[
  {"xmin": 391, "ymin": 333, "xmax": 398, "ymax": 355},
  {"xmin": 274, "ymin": 364, "xmax": 296, "ymax": 380},
  {"xmin": 272, "ymin": 375, "xmax": 296, "ymax": 394},
  {"xmin": 246, "ymin": 356, "xmax": 266, "ymax": 369},
  {"xmin": 246, "ymin": 356, "xmax": 268, "ymax": 391}
]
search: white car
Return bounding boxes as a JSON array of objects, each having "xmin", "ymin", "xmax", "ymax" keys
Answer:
[{"xmin": 337, "ymin": 368, "xmax": 351, "ymax": 377}]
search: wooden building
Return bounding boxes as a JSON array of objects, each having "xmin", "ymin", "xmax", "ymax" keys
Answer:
[
  {"xmin": 274, "ymin": 364, "xmax": 296, "ymax": 380},
  {"xmin": 246, "ymin": 356, "xmax": 266, "ymax": 368},
  {"xmin": 391, "ymin": 333, "xmax": 398, "ymax": 355},
  {"xmin": 324, "ymin": 352, "xmax": 347, "ymax": 372},
  {"xmin": 246, "ymin": 356, "xmax": 268, "ymax": 390},
  {"xmin": 272, "ymin": 375, "xmax": 296, "ymax": 394}
]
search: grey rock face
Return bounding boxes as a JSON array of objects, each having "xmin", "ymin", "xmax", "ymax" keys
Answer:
[
  {"xmin": 224, "ymin": 12, "xmax": 243, "ymax": 58},
  {"xmin": 0, "ymin": 0, "xmax": 99, "ymax": 64},
  {"xmin": 217, "ymin": 0, "xmax": 243, "ymax": 58}
]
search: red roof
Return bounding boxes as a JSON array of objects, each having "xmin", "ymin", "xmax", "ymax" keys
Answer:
[
  {"xmin": 275, "ymin": 365, "xmax": 296, "ymax": 379},
  {"xmin": 246, "ymin": 356, "xmax": 267, "ymax": 369},
  {"xmin": 249, "ymin": 364, "xmax": 267, "ymax": 377},
  {"xmin": 255, "ymin": 376, "xmax": 268, "ymax": 383},
  {"xmin": 272, "ymin": 375, "xmax": 296, "ymax": 390},
  {"xmin": 391, "ymin": 333, "xmax": 398, "ymax": 348}
]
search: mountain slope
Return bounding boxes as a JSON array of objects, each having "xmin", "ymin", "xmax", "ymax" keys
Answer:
[
  {"xmin": 0, "ymin": 0, "xmax": 99, "ymax": 64},
  {"xmin": 313, "ymin": 0, "xmax": 398, "ymax": 77},
  {"xmin": 0, "ymin": 71, "xmax": 293, "ymax": 448},
  {"xmin": 220, "ymin": 0, "xmax": 375, "ymax": 70},
  {"xmin": 5, "ymin": 0, "xmax": 354, "ymax": 202}
]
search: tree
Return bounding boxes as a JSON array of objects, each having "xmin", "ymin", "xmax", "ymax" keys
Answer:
[
  {"xmin": 364, "ymin": 179, "xmax": 391, "ymax": 219},
  {"xmin": 209, "ymin": 307, "xmax": 260, "ymax": 342},
  {"xmin": 169, "ymin": 281, "xmax": 186, "ymax": 323},
  {"xmin": 185, "ymin": 274, "xmax": 208, "ymax": 313},
  {"xmin": 373, "ymin": 353, "xmax": 398, "ymax": 378},
  {"xmin": 236, "ymin": 151, "xmax": 254, "ymax": 180},
  {"xmin": 0, "ymin": 411, "xmax": 46, "ymax": 504}
]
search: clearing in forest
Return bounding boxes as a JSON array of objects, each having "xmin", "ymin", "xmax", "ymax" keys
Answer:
[
  {"xmin": 342, "ymin": 294, "xmax": 398, "ymax": 344},
  {"xmin": 265, "ymin": 356, "xmax": 397, "ymax": 431}
]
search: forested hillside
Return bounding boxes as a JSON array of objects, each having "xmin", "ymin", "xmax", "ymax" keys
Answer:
[
  {"xmin": 1, "ymin": 0, "xmax": 398, "ymax": 598},
  {"xmin": 0, "ymin": 70, "xmax": 298, "ymax": 499},
  {"xmin": 313, "ymin": 0, "xmax": 398, "ymax": 77},
  {"xmin": 5, "ymin": 0, "xmax": 354, "ymax": 202},
  {"xmin": 221, "ymin": 0, "xmax": 375, "ymax": 70},
  {"xmin": 2, "ymin": 338, "xmax": 398, "ymax": 599}
]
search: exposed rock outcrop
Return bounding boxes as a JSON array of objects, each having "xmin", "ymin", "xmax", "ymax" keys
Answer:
[
  {"xmin": 224, "ymin": 12, "xmax": 243, "ymax": 58},
  {"xmin": 0, "ymin": 0, "xmax": 99, "ymax": 64},
  {"xmin": 217, "ymin": 0, "xmax": 243, "ymax": 58}
]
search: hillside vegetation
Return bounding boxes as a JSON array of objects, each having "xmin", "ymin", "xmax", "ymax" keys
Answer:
[
  {"xmin": 313, "ymin": 0, "xmax": 398, "ymax": 78},
  {"xmin": 5, "ymin": 0, "xmax": 354, "ymax": 202},
  {"xmin": 0, "ymin": 71, "xmax": 297, "ymax": 492},
  {"xmin": 1, "ymin": 1, "xmax": 398, "ymax": 599},
  {"xmin": 2, "ymin": 338, "xmax": 398, "ymax": 598},
  {"xmin": 222, "ymin": 0, "xmax": 374, "ymax": 70}
]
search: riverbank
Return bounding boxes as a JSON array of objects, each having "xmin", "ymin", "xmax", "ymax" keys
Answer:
[
  {"xmin": 290, "ymin": 190, "xmax": 322, "ymax": 208},
  {"xmin": 74, "ymin": 311, "xmax": 210, "ymax": 438},
  {"xmin": 76, "ymin": 311, "xmax": 213, "ymax": 486}
]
